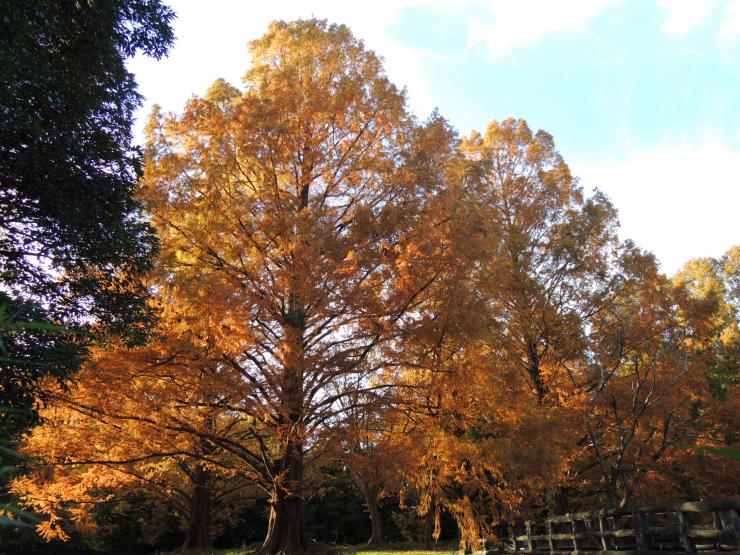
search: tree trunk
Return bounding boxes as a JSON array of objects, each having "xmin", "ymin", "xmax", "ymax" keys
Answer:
[
  {"xmin": 587, "ymin": 421, "xmax": 618, "ymax": 508},
  {"xmin": 262, "ymin": 438, "xmax": 307, "ymax": 554},
  {"xmin": 365, "ymin": 486, "xmax": 383, "ymax": 545},
  {"xmin": 263, "ymin": 234, "xmax": 308, "ymax": 554},
  {"xmin": 183, "ymin": 471, "xmax": 212, "ymax": 552},
  {"xmin": 423, "ymin": 500, "xmax": 435, "ymax": 549},
  {"xmin": 553, "ymin": 486, "xmax": 569, "ymax": 515},
  {"xmin": 261, "ymin": 491, "xmax": 307, "ymax": 554}
]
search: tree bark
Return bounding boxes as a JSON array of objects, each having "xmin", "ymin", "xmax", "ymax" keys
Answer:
[
  {"xmin": 423, "ymin": 498, "xmax": 435, "ymax": 549},
  {"xmin": 365, "ymin": 486, "xmax": 383, "ymax": 545},
  {"xmin": 262, "ymin": 438, "xmax": 307, "ymax": 554},
  {"xmin": 183, "ymin": 468, "xmax": 212, "ymax": 552},
  {"xmin": 553, "ymin": 486, "xmax": 569, "ymax": 515},
  {"xmin": 261, "ymin": 278, "xmax": 308, "ymax": 554}
]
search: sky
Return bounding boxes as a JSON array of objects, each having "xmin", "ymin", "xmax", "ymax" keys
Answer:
[{"xmin": 128, "ymin": 0, "xmax": 740, "ymax": 275}]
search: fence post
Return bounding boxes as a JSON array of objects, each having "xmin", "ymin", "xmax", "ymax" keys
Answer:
[
  {"xmin": 570, "ymin": 516, "xmax": 579, "ymax": 552},
  {"xmin": 633, "ymin": 510, "xmax": 648, "ymax": 551},
  {"xmin": 675, "ymin": 504, "xmax": 696, "ymax": 553},
  {"xmin": 496, "ymin": 499, "xmax": 739, "ymax": 555},
  {"xmin": 598, "ymin": 514, "xmax": 609, "ymax": 551},
  {"xmin": 546, "ymin": 519, "xmax": 554, "ymax": 554}
]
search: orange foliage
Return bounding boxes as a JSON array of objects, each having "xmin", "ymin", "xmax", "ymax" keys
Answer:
[
  {"xmin": 140, "ymin": 18, "xmax": 458, "ymax": 554},
  {"xmin": 14, "ymin": 19, "xmax": 738, "ymax": 553},
  {"xmin": 12, "ymin": 301, "xmax": 259, "ymax": 547}
]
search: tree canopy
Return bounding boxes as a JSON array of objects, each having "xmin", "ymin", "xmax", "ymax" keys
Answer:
[{"xmin": 7, "ymin": 16, "xmax": 738, "ymax": 555}]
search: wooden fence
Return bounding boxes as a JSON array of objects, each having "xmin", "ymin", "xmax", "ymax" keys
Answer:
[{"xmin": 482, "ymin": 500, "xmax": 740, "ymax": 554}]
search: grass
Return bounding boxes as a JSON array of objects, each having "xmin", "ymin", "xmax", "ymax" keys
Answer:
[
  {"xmin": 194, "ymin": 542, "xmax": 459, "ymax": 555},
  {"xmin": 340, "ymin": 543, "xmax": 458, "ymax": 554}
]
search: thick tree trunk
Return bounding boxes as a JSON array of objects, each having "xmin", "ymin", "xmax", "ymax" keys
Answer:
[
  {"xmin": 262, "ymin": 234, "xmax": 308, "ymax": 554},
  {"xmin": 183, "ymin": 472, "xmax": 211, "ymax": 552},
  {"xmin": 365, "ymin": 486, "xmax": 383, "ymax": 545},
  {"xmin": 262, "ymin": 438, "xmax": 307, "ymax": 554},
  {"xmin": 261, "ymin": 490, "xmax": 307, "ymax": 554}
]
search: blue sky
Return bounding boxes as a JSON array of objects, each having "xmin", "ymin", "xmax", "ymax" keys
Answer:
[{"xmin": 129, "ymin": 0, "xmax": 740, "ymax": 274}]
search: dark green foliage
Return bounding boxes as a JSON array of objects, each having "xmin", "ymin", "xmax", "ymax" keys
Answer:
[
  {"xmin": 0, "ymin": 0, "xmax": 175, "ymax": 435},
  {"xmin": 0, "ymin": 296, "xmax": 84, "ymax": 436},
  {"xmin": 0, "ymin": 421, "xmax": 41, "ymax": 548},
  {"xmin": 303, "ymin": 465, "xmax": 405, "ymax": 546},
  {"xmin": 0, "ymin": 408, "xmax": 42, "ymax": 555},
  {"xmin": 212, "ymin": 499, "xmax": 270, "ymax": 549},
  {"xmin": 305, "ymin": 467, "xmax": 371, "ymax": 545},
  {"xmin": 0, "ymin": 491, "xmax": 182, "ymax": 555},
  {"xmin": 0, "ymin": 0, "xmax": 175, "ymax": 331},
  {"xmin": 391, "ymin": 499, "xmax": 458, "ymax": 545},
  {"xmin": 0, "ymin": 526, "xmax": 99, "ymax": 555},
  {"xmin": 85, "ymin": 492, "xmax": 183, "ymax": 554}
]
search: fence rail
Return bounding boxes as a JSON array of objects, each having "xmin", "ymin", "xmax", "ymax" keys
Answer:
[{"xmin": 484, "ymin": 499, "xmax": 740, "ymax": 554}]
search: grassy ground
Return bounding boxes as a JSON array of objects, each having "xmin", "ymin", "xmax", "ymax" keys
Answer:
[
  {"xmin": 340, "ymin": 545, "xmax": 457, "ymax": 555},
  {"xmin": 340, "ymin": 543, "xmax": 457, "ymax": 554},
  {"xmin": 210, "ymin": 543, "xmax": 458, "ymax": 555}
]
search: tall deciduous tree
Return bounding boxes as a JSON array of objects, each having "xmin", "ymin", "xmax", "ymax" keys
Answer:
[
  {"xmin": 142, "ymin": 19, "xmax": 455, "ymax": 553},
  {"xmin": 387, "ymin": 119, "xmax": 730, "ymax": 548}
]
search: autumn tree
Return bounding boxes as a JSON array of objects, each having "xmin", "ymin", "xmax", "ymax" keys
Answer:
[
  {"xmin": 559, "ymin": 248, "xmax": 720, "ymax": 507},
  {"xmin": 458, "ymin": 119, "xmax": 621, "ymax": 405},
  {"xmin": 142, "ymin": 19, "xmax": 456, "ymax": 553},
  {"xmin": 391, "ymin": 121, "xmax": 738, "ymax": 551},
  {"xmin": 675, "ymin": 245, "xmax": 740, "ymax": 399},
  {"xmin": 387, "ymin": 119, "xmax": 686, "ymax": 549},
  {"xmin": 328, "ymin": 390, "xmax": 412, "ymax": 545},
  {"xmin": 647, "ymin": 245, "xmax": 740, "ymax": 499},
  {"xmin": 394, "ymin": 339, "xmax": 580, "ymax": 551},
  {"xmin": 12, "ymin": 299, "xmax": 259, "ymax": 552}
]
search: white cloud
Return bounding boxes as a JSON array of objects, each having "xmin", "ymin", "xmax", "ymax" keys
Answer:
[
  {"xmin": 128, "ymin": 0, "xmax": 627, "ymax": 134},
  {"xmin": 658, "ymin": 0, "xmax": 716, "ymax": 36},
  {"xmin": 575, "ymin": 133, "xmax": 740, "ymax": 274},
  {"xmin": 465, "ymin": 0, "xmax": 621, "ymax": 59},
  {"xmin": 657, "ymin": 0, "xmax": 740, "ymax": 51},
  {"xmin": 718, "ymin": 0, "xmax": 740, "ymax": 49}
]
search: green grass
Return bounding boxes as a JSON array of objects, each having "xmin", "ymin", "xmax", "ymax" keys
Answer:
[
  {"xmin": 166, "ymin": 542, "xmax": 458, "ymax": 555},
  {"xmin": 194, "ymin": 542, "xmax": 459, "ymax": 555},
  {"xmin": 342, "ymin": 551, "xmax": 454, "ymax": 555},
  {"xmin": 338, "ymin": 542, "xmax": 458, "ymax": 554}
]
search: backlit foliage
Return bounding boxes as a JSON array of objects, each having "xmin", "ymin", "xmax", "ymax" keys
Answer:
[
  {"xmin": 12, "ymin": 301, "xmax": 258, "ymax": 547},
  {"xmin": 13, "ymin": 18, "xmax": 738, "ymax": 554}
]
